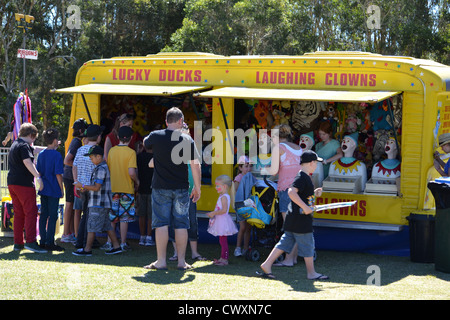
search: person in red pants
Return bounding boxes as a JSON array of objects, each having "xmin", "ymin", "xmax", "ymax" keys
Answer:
[{"xmin": 7, "ymin": 123, "xmax": 46, "ymax": 253}]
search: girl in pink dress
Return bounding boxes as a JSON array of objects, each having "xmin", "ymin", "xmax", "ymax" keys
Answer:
[{"xmin": 207, "ymin": 175, "xmax": 238, "ymax": 266}]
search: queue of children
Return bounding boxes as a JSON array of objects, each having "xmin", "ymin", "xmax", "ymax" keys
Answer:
[{"xmin": 7, "ymin": 117, "xmax": 330, "ymax": 281}]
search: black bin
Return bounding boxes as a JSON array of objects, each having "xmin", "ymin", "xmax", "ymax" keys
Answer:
[
  {"xmin": 428, "ymin": 182, "xmax": 450, "ymax": 273},
  {"xmin": 407, "ymin": 213, "xmax": 435, "ymax": 263}
]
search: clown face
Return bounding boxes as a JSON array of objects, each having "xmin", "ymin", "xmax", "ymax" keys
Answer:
[
  {"xmin": 341, "ymin": 136, "xmax": 357, "ymax": 158},
  {"xmin": 299, "ymin": 135, "xmax": 314, "ymax": 151},
  {"xmin": 385, "ymin": 138, "xmax": 398, "ymax": 159},
  {"xmin": 258, "ymin": 131, "xmax": 271, "ymax": 155}
]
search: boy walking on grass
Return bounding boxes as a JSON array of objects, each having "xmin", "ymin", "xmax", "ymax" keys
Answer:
[
  {"xmin": 259, "ymin": 150, "xmax": 329, "ymax": 280},
  {"xmin": 72, "ymin": 145, "xmax": 122, "ymax": 256}
]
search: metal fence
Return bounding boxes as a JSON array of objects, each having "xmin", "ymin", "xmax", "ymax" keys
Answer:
[
  {"xmin": 0, "ymin": 146, "xmax": 45, "ymax": 199},
  {"xmin": 0, "ymin": 147, "xmax": 10, "ymax": 199}
]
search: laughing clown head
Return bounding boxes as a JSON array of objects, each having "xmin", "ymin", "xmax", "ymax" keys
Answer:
[{"xmin": 341, "ymin": 132, "xmax": 358, "ymax": 158}]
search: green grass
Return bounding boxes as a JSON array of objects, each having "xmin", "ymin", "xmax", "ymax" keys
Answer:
[{"xmin": 1, "ymin": 234, "xmax": 450, "ymax": 300}]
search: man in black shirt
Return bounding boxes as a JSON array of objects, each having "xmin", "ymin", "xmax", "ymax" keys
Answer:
[
  {"xmin": 259, "ymin": 150, "xmax": 329, "ymax": 280},
  {"xmin": 143, "ymin": 107, "xmax": 201, "ymax": 271}
]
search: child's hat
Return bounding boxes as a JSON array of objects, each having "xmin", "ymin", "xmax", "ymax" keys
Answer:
[
  {"xmin": 300, "ymin": 150, "xmax": 323, "ymax": 164},
  {"xmin": 83, "ymin": 145, "xmax": 103, "ymax": 157},
  {"xmin": 118, "ymin": 126, "xmax": 134, "ymax": 140},
  {"xmin": 72, "ymin": 118, "xmax": 88, "ymax": 131},
  {"xmin": 439, "ymin": 133, "xmax": 450, "ymax": 147},
  {"xmin": 237, "ymin": 155, "xmax": 249, "ymax": 164},
  {"xmin": 85, "ymin": 124, "xmax": 105, "ymax": 138}
]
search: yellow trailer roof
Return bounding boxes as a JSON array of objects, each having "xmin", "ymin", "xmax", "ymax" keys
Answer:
[
  {"xmin": 197, "ymin": 87, "xmax": 401, "ymax": 103},
  {"xmin": 51, "ymin": 83, "xmax": 211, "ymax": 96}
]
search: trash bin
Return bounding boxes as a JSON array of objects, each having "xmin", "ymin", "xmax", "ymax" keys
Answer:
[
  {"xmin": 428, "ymin": 181, "xmax": 450, "ymax": 273},
  {"xmin": 407, "ymin": 213, "xmax": 435, "ymax": 263}
]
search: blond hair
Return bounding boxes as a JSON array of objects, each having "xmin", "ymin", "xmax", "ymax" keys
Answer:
[
  {"xmin": 272, "ymin": 124, "xmax": 293, "ymax": 140},
  {"xmin": 216, "ymin": 174, "xmax": 235, "ymax": 209},
  {"xmin": 216, "ymin": 174, "xmax": 232, "ymax": 188}
]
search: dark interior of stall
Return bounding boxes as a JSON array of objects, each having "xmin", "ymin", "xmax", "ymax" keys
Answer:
[
  {"xmin": 98, "ymin": 94, "xmax": 403, "ymax": 194},
  {"xmin": 99, "ymin": 94, "xmax": 213, "ymax": 185}
]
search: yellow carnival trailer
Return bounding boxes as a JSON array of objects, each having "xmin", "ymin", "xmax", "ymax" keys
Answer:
[{"xmin": 53, "ymin": 51, "xmax": 450, "ymax": 255}]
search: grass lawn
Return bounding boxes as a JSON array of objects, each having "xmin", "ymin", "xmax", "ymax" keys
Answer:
[{"xmin": 1, "ymin": 232, "xmax": 450, "ymax": 301}]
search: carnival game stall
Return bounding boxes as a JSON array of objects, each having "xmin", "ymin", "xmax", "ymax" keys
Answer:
[{"xmin": 52, "ymin": 51, "xmax": 450, "ymax": 255}]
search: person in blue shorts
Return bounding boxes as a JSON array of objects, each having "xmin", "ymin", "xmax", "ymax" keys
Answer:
[
  {"xmin": 259, "ymin": 150, "xmax": 329, "ymax": 280},
  {"xmin": 143, "ymin": 107, "xmax": 201, "ymax": 271}
]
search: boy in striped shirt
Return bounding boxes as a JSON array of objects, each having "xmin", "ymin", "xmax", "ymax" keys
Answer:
[{"xmin": 73, "ymin": 145, "xmax": 122, "ymax": 256}]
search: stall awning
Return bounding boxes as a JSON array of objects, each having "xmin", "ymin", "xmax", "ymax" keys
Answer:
[
  {"xmin": 51, "ymin": 84, "xmax": 211, "ymax": 96},
  {"xmin": 196, "ymin": 87, "xmax": 401, "ymax": 103}
]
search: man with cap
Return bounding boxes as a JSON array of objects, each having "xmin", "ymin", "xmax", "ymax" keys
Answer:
[
  {"xmin": 61, "ymin": 118, "xmax": 88, "ymax": 244},
  {"xmin": 260, "ymin": 150, "xmax": 329, "ymax": 280},
  {"xmin": 106, "ymin": 126, "xmax": 139, "ymax": 251},
  {"xmin": 72, "ymin": 124, "xmax": 104, "ymax": 249},
  {"xmin": 434, "ymin": 133, "xmax": 450, "ymax": 177}
]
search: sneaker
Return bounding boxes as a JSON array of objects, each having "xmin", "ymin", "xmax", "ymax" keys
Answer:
[
  {"xmin": 120, "ymin": 242, "xmax": 131, "ymax": 251},
  {"xmin": 61, "ymin": 234, "xmax": 76, "ymax": 243},
  {"xmin": 139, "ymin": 236, "xmax": 146, "ymax": 246},
  {"xmin": 105, "ymin": 247, "xmax": 122, "ymax": 255},
  {"xmin": 13, "ymin": 244, "xmax": 24, "ymax": 251},
  {"xmin": 72, "ymin": 248, "xmax": 92, "ymax": 256},
  {"xmin": 145, "ymin": 236, "xmax": 155, "ymax": 246},
  {"xmin": 45, "ymin": 244, "xmax": 65, "ymax": 252},
  {"xmin": 24, "ymin": 242, "xmax": 47, "ymax": 253},
  {"xmin": 234, "ymin": 247, "xmax": 242, "ymax": 257},
  {"xmin": 100, "ymin": 242, "xmax": 112, "ymax": 250}
]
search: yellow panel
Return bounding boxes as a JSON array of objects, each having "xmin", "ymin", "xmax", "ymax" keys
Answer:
[
  {"xmin": 196, "ymin": 97, "xmax": 235, "ymax": 212},
  {"xmin": 197, "ymin": 87, "xmax": 401, "ymax": 103},
  {"xmin": 315, "ymin": 193, "xmax": 403, "ymax": 225},
  {"xmin": 52, "ymin": 84, "xmax": 210, "ymax": 96}
]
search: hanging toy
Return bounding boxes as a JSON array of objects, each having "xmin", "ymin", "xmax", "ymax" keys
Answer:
[{"xmin": 13, "ymin": 90, "xmax": 32, "ymax": 141}]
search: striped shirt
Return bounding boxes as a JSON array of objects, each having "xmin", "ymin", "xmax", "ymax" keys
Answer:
[
  {"xmin": 73, "ymin": 144, "xmax": 96, "ymax": 185},
  {"xmin": 88, "ymin": 161, "xmax": 112, "ymax": 209}
]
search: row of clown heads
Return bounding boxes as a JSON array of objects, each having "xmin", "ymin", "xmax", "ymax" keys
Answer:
[{"xmin": 298, "ymin": 132, "xmax": 401, "ymax": 191}]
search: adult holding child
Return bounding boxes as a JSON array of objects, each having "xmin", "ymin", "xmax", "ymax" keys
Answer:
[
  {"xmin": 143, "ymin": 107, "xmax": 201, "ymax": 271},
  {"xmin": 8, "ymin": 123, "xmax": 46, "ymax": 253}
]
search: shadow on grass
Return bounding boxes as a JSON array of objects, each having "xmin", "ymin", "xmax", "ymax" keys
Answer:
[
  {"xmin": 1, "ymin": 236, "xmax": 450, "ymax": 294},
  {"xmin": 133, "ymin": 271, "xmax": 196, "ymax": 286}
]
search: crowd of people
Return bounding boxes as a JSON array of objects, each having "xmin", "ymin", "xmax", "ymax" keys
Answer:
[{"xmin": 5, "ymin": 107, "xmax": 349, "ymax": 280}]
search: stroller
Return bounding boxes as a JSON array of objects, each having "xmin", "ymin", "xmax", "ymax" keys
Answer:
[{"xmin": 235, "ymin": 176, "xmax": 283, "ymax": 261}]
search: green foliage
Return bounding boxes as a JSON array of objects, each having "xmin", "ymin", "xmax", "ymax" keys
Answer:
[{"xmin": 0, "ymin": 0, "xmax": 449, "ymax": 145}]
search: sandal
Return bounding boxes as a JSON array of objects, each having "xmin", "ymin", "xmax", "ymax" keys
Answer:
[
  {"xmin": 256, "ymin": 271, "xmax": 276, "ymax": 279},
  {"xmin": 192, "ymin": 255, "xmax": 207, "ymax": 261},
  {"xmin": 213, "ymin": 259, "xmax": 228, "ymax": 266},
  {"xmin": 177, "ymin": 264, "xmax": 193, "ymax": 271},
  {"xmin": 169, "ymin": 255, "xmax": 178, "ymax": 261},
  {"xmin": 308, "ymin": 274, "xmax": 329, "ymax": 280}
]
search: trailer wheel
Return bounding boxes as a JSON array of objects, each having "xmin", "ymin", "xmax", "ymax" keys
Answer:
[{"xmin": 246, "ymin": 249, "xmax": 260, "ymax": 261}]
